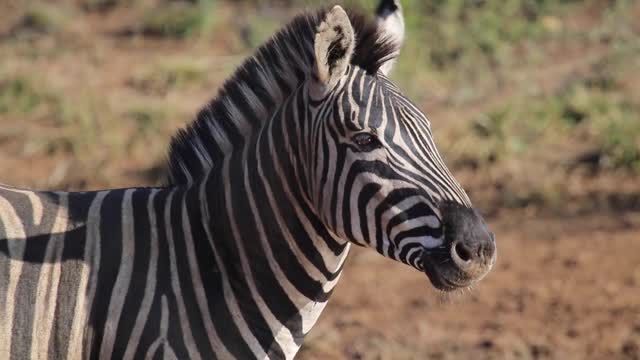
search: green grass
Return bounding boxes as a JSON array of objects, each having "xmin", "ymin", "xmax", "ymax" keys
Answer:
[
  {"xmin": 137, "ymin": 0, "xmax": 217, "ymax": 38},
  {"xmin": 126, "ymin": 106, "xmax": 169, "ymax": 140},
  {"xmin": 53, "ymin": 95, "xmax": 102, "ymax": 153},
  {"xmin": 453, "ymin": 75, "xmax": 640, "ymax": 172},
  {"xmin": 129, "ymin": 59, "xmax": 210, "ymax": 94},
  {"xmin": 0, "ymin": 77, "xmax": 59, "ymax": 115},
  {"xmin": 239, "ymin": 12, "xmax": 282, "ymax": 48},
  {"xmin": 80, "ymin": 0, "xmax": 122, "ymax": 12},
  {"xmin": 0, "ymin": 77, "xmax": 101, "ymax": 157},
  {"xmin": 19, "ymin": 3, "xmax": 71, "ymax": 34}
]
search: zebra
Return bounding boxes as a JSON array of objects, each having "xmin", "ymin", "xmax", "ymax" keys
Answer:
[{"xmin": 0, "ymin": 2, "xmax": 496, "ymax": 359}]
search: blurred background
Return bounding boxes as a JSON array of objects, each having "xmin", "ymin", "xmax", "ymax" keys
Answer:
[{"xmin": 0, "ymin": 0, "xmax": 638, "ymax": 358}]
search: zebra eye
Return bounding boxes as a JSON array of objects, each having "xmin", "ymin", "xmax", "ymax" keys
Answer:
[{"xmin": 352, "ymin": 132, "xmax": 379, "ymax": 148}]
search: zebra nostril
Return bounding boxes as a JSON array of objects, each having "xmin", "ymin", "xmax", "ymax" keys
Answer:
[{"xmin": 453, "ymin": 242, "xmax": 472, "ymax": 262}]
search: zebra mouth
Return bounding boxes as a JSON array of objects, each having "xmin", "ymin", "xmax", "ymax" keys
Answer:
[{"xmin": 421, "ymin": 250, "xmax": 478, "ymax": 292}]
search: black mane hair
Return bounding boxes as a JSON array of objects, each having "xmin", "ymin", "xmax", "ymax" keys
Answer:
[{"xmin": 165, "ymin": 7, "xmax": 399, "ymax": 185}]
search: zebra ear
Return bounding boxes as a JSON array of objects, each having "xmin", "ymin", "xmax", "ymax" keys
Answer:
[
  {"xmin": 376, "ymin": 0, "xmax": 405, "ymax": 76},
  {"xmin": 312, "ymin": 5, "xmax": 355, "ymax": 96}
]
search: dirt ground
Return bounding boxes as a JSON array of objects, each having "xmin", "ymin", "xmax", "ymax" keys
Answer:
[{"xmin": 1, "ymin": 1, "xmax": 639, "ymax": 359}]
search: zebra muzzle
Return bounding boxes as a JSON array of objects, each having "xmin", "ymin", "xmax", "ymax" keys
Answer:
[{"xmin": 421, "ymin": 202, "xmax": 496, "ymax": 291}]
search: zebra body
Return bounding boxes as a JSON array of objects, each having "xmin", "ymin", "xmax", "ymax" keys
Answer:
[
  {"xmin": 1, "ymin": 2, "xmax": 496, "ymax": 359},
  {"xmin": 1, "ymin": 178, "xmax": 344, "ymax": 359}
]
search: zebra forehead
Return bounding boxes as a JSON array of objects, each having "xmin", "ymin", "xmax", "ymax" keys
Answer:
[{"xmin": 339, "ymin": 72, "xmax": 431, "ymax": 133}]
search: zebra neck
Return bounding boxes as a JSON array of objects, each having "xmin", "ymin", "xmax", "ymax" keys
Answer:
[{"xmin": 192, "ymin": 137, "xmax": 350, "ymax": 356}]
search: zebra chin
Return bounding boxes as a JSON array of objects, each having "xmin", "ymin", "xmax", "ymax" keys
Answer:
[{"xmin": 420, "ymin": 202, "xmax": 497, "ymax": 291}]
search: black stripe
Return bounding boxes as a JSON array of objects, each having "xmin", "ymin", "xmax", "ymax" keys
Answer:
[
  {"xmin": 172, "ymin": 185, "xmax": 217, "ymax": 359},
  {"xmin": 270, "ymin": 110, "xmax": 339, "ymax": 278},
  {"xmin": 196, "ymin": 176, "xmax": 256, "ymax": 359},
  {"xmin": 386, "ymin": 202, "xmax": 442, "ymax": 241},
  {"xmin": 255, "ymin": 135, "xmax": 328, "ymax": 303},
  {"xmin": 152, "ymin": 346, "xmax": 164, "ymax": 360},
  {"xmin": 216, "ymin": 152, "xmax": 284, "ymax": 358},
  {"xmin": 133, "ymin": 189, "xmax": 170, "ymax": 360},
  {"xmin": 357, "ymin": 183, "xmax": 381, "ymax": 246},
  {"xmin": 135, "ymin": 296, "xmax": 163, "ymax": 360},
  {"xmin": 89, "ymin": 189, "xmax": 125, "ymax": 359},
  {"xmin": 154, "ymin": 191, "xmax": 189, "ymax": 358},
  {"xmin": 373, "ymin": 187, "xmax": 426, "ymax": 256}
]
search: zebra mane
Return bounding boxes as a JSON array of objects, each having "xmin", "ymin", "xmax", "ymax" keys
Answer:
[{"xmin": 165, "ymin": 7, "xmax": 399, "ymax": 185}]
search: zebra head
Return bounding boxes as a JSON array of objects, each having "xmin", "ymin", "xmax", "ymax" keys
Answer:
[{"xmin": 306, "ymin": 6, "xmax": 496, "ymax": 291}]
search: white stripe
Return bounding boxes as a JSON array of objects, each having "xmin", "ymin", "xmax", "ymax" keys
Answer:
[
  {"xmin": 0, "ymin": 194, "xmax": 27, "ymax": 357},
  {"xmin": 30, "ymin": 193, "xmax": 68, "ymax": 359},
  {"xmin": 0, "ymin": 188, "xmax": 44, "ymax": 226},
  {"xmin": 144, "ymin": 295, "xmax": 172, "ymax": 360},
  {"xmin": 28, "ymin": 192, "xmax": 44, "ymax": 226},
  {"xmin": 66, "ymin": 190, "xmax": 108, "ymax": 360},
  {"xmin": 389, "ymin": 215, "xmax": 441, "ymax": 243},
  {"xmin": 192, "ymin": 135, "xmax": 213, "ymax": 172}
]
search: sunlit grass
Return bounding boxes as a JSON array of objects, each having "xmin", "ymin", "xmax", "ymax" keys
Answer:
[
  {"xmin": 18, "ymin": 2, "xmax": 71, "ymax": 34},
  {"xmin": 135, "ymin": 0, "xmax": 218, "ymax": 38},
  {"xmin": 0, "ymin": 76, "xmax": 60, "ymax": 115},
  {"xmin": 452, "ymin": 75, "xmax": 640, "ymax": 171},
  {"xmin": 129, "ymin": 59, "xmax": 210, "ymax": 95}
]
